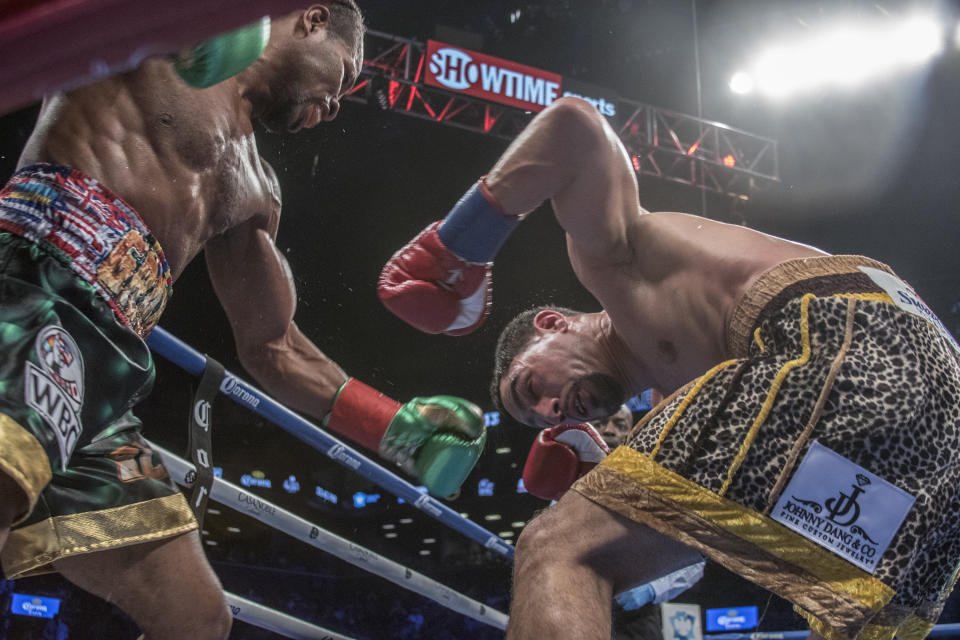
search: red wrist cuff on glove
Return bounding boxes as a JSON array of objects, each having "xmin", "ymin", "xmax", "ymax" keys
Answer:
[{"xmin": 326, "ymin": 378, "xmax": 402, "ymax": 451}]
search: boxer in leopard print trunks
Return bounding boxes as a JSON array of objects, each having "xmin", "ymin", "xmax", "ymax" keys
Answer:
[{"xmin": 378, "ymin": 97, "xmax": 960, "ymax": 640}]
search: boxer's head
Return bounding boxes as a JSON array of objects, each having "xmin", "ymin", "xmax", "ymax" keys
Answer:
[
  {"xmin": 491, "ymin": 306, "xmax": 625, "ymax": 429},
  {"xmin": 256, "ymin": 1, "xmax": 365, "ymax": 133},
  {"xmin": 590, "ymin": 404, "xmax": 633, "ymax": 449}
]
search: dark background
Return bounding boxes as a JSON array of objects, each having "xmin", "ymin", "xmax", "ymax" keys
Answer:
[{"xmin": 1, "ymin": 0, "xmax": 959, "ymax": 638}]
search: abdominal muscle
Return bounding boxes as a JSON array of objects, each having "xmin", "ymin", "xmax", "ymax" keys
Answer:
[{"xmin": 17, "ymin": 62, "xmax": 274, "ymax": 281}]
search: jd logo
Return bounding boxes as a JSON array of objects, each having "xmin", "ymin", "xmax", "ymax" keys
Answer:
[{"xmin": 825, "ymin": 475, "xmax": 871, "ymax": 527}]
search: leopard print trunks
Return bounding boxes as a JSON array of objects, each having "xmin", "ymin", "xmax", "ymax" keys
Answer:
[{"xmin": 573, "ymin": 255, "xmax": 960, "ymax": 640}]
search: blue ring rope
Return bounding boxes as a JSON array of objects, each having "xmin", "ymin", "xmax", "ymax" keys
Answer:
[{"xmin": 146, "ymin": 326, "xmax": 514, "ymax": 560}]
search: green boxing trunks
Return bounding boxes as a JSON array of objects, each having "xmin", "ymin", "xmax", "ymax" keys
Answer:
[
  {"xmin": 574, "ymin": 255, "xmax": 960, "ymax": 640},
  {"xmin": 0, "ymin": 164, "xmax": 195, "ymax": 578}
]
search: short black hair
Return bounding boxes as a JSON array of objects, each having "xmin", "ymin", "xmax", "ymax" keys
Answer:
[
  {"xmin": 326, "ymin": 0, "xmax": 365, "ymax": 50},
  {"xmin": 489, "ymin": 305, "xmax": 581, "ymax": 415}
]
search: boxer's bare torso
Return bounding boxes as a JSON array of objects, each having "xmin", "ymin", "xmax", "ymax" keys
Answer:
[
  {"xmin": 19, "ymin": 60, "xmax": 284, "ymax": 281},
  {"xmin": 14, "ymin": 10, "xmax": 361, "ymax": 422},
  {"xmin": 573, "ymin": 211, "xmax": 826, "ymax": 392},
  {"xmin": 486, "ymin": 96, "xmax": 827, "ymax": 397}
]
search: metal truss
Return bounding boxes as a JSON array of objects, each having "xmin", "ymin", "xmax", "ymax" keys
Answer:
[{"xmin": 347, "ymin": 29, "xmax": 779, "ymax": 199}]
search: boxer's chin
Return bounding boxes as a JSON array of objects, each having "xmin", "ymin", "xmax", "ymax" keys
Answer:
[
  {"xmin": 258, "ymin": 104, "xmax": 295, "ymax": 134},
  {"xmin": 583, "ymin": 373, "xmax": 626, "ymax": 418}
]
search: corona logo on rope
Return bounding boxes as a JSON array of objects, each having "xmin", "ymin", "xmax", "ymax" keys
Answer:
[{"xmin": 220, "ymin": 375, "xmax": 260, "ymax": 408}]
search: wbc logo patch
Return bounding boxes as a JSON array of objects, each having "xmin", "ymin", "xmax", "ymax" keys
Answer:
[
  {"xmin": 24, "ymin": 325, "xmax": 85, "ymax": 470},
  {"xmin": 771, "ymin": 441, "xmax": 915, "ymax": 573}
]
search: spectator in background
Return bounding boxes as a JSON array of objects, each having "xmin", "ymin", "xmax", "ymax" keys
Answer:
[{"xmin": 590, "ymin": 404, "xmax": 634, "ymax": 450}]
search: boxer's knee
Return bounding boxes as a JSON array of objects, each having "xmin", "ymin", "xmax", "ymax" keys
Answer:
[
  {"xmin": 134, "ymin": 585, "xmax": 231, "ymax": 640},
  {"xmin": 140, "ymin": 568, "xmax": 232, "ymax": 639},
  {"xmin": 514, "ymin": 500, "xmax": 585, "ymax": 572},
  {"xmin": 187, "ymin": 590, "xmax": 232, "ymax": 640},
  {"xmin": 57, "ymin": 531, "xmax": 232, "ymax": 639}
]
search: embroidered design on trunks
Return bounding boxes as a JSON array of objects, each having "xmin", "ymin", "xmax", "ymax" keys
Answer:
[{"xmin": 0, "ymin": 163, "xmax": 171, "ymax": 336}]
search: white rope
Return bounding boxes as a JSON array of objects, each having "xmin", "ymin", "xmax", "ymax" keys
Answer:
[
  {"xmin": 224, "ymin": 591, "xmax": 355, "ymax": 640},
  {"xmin": 149, "ymin": 440, "xmax": 510, "ymax": 631}
]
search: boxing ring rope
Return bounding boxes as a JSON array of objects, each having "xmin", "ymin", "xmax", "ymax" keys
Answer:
[
  {"xmin": 223, "ymin": 591, "xmax": 355, "ymax": 640},
  {"xmin": 148, "ymin": 439, "xmax": 510, "ymax": 631},
  {"xmin": 146, "ymin": 326, "xmax": 515, "ymax": 560}
]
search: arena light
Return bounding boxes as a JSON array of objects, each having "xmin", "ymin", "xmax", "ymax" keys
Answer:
[
  {"xmin": 728, "ymin": 71, "xmax": 754, "ymax": 95},
  {"xmin": 731, "ymin": 14, "xmax": 944, "ymax": 99}
]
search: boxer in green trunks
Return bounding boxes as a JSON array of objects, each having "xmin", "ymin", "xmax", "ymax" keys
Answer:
[
  {"xmin": 0, "ymin": 6, "xmax": 367, "ymax": 638},
  {"xmin": 0, "ymin": 3, "xmax": 488, "ymax": 638},
  {"xmin": 376, "ymin": 96, "xmax": 960, "ymax": 640}
]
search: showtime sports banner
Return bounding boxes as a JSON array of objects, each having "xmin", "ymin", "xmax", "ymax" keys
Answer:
[
  {"xmin": 426, "ymin": 40, "xmax": 562, "ymax": 111},
  {"xmin": 426, "ymin": 41, "xmax": 621, "ymax": 117}
]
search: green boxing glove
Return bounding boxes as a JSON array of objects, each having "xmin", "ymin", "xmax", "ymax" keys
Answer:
[
  {"xmin": 172, "ymin": 16, "xmax": 271, "ymax": 88},
  {"xmin": 326, "ymin": 378, "xmax": 487, "ymax": 497}
]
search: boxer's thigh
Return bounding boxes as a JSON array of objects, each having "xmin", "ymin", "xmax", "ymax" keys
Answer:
[{"xmin": 55, "ymin": 530, "xmax": 231, "ymax": 639}]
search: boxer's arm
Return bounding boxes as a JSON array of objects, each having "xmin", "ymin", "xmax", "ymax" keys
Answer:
[
  {"xmin": 205, "ymin": 205, "xmax": 346, "ymax": 419},
  {"xmin": 207, "ymin": 212, "xmax": 486, "ymax": 496},
  {"xmin": 483, "ymin": 96, "xmax": 641, "ymax": 266}
]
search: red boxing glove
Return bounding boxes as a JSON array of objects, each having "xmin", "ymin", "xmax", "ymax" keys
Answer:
[
  {"xmin": 377, "ymin": 221, "xmax": 492, "ymax": 336},
  {"xmin": 522, "ymin": 424, "xmax": 611, "ymax": 502}
]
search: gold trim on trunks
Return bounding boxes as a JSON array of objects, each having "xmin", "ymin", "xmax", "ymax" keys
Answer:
[
  {"xmin": 797, "ymin": 606, "xmax": 934, "ymax": 640},
  {"xmin": 0, "ymin": 413, "xmax": 52, "ymax": 524},
  {"xmin": 1, "ymin": 493, "xmax": 196, "ymax": 579},
  {"xmin": 726, "ymin": 255, "xmax": 894, "ymax": 357},
  {"xmin": 651, "ymin": 360, "xmax": 737, "ymax": 460},
  {"xmin": 833, "ymin": 292, "xmax": 895, "ymax": 305},
  {"xmin": 574, "ymin": 449, "xmax": 894, "ymax": 638},
  {"xmin": 720, "ymin": 294, "xmax": 814, "ymax": 497},
  {"xmin": 896, "ymin": 614, "xmax": 937, "ymax": 640}
]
